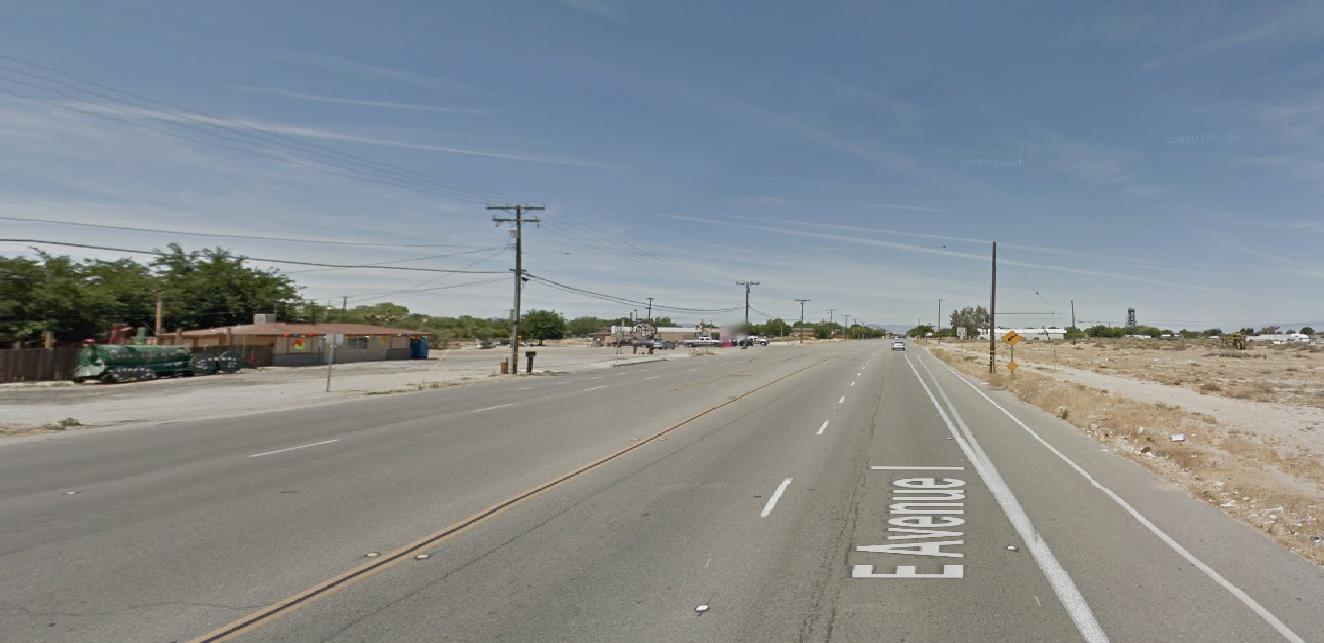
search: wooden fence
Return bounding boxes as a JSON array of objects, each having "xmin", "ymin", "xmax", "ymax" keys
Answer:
[{"xmin": 0, "ymin": 347, "xmax": 81, "ymax": 383}]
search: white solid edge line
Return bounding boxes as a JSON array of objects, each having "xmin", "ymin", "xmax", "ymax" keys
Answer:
[
  {"xmin": 817, "ymin": 420, "xmax": 830, "ymax": 435},
  {"xmin": 583, "ymin": 385, "xmax": 607, "ymax": 391},
  {"xmin": 471, "ymin": 403, "xmax": 515, "ymax": 413},
  {"xmin": 249, "ymin": 439, "xmax": 340, "ymax": 458},
  {"xmin": 760, "ymin": 478, "xmax": 793, "ymax": 517},
  {"xmin": 869, "ymin": 465, "xmax": 965, "ymax": 470},
  {"xmin": 904, "ymin": 356, "xmax": 1108, "ymax": 643},
  {"xmin": 925, "ymin": 354, "xmax": 1306, "ymax": 643},
  {"xmin": 644, "ymin": 375, "xmax": 661, "ymax": 380},
  {"xmin": 838, "ymin": 395, "xmax": 846, "ymax": 404}
]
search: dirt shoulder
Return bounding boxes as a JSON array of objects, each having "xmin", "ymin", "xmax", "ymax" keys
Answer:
[{"xmin": 928, "ymin": 342, "xmax": 1323, "ymax": 565}]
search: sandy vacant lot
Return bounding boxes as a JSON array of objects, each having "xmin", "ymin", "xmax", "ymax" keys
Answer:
[
  {"xmin": 1004, "ymin": 338, "xmax": 1324, "ymax": 409},
  {"xmin": 930, "ymin": 339, "xmax": 1323, "ymax": 564}
]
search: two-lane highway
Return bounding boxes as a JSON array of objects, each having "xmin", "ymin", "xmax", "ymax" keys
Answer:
[{"xmin": 2, "ymin": 341, "xmax": 1322, "ymax": 642}]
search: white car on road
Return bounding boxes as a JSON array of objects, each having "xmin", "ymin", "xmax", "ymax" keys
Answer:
[{"xmin": 891, "ymin": 340, "xmax": 905, "ymax": 351}]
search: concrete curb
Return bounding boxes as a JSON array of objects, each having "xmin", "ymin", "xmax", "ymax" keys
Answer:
[{"xmin": 607, "ymin": 358, "xmax": 668, "ymax": 368}]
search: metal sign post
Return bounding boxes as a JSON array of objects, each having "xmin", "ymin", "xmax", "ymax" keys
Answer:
[
  {"xmin": 325, "ymin": 333, "xmax": 344, "ymax": 392},
  {"xmin": 1002, "ymin": 330, "xmax": 1023, "ymax": 376}
]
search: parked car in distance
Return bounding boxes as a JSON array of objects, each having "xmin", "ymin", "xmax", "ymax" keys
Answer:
[
  {"xmin": 651, "ymin": 339, "xmax": 676, "ymax": 349},
  {"xmin": 683, "ymin": 336, "xmax": 721, "ymax": 347},
  {"xmin": 748, "ymin": 335, "xmax": 769, "ymax": 346},
  {"xmin": 891, "ymin": 340, "xmax": 905, "ymax": 351}
]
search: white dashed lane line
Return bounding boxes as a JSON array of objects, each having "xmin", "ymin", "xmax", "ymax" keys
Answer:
[
  {"xmin": 471, "ymin": 404, "xmax": 515, "ymax": 413},
  {"xmin": 838, "ymin": 395, "xmax": 846, "ymax": 404},
  {"xmin": 249, "ymin": 439, "xmax": 340, "ymax": 458},
  {"xmin": 760, "ymin": 478, "xmax": 793, "ymax": 517},
  {"xmin": 817, "ymin": 420, "xmax": 829, "ymax": 435},
  {"xmin": 583, "ymin": 385, "xmax": 607, "ymax": 391}
]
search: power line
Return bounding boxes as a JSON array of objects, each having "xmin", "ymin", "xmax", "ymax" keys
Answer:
[
  {"xmin": 0, "ymin": 53, "xmax": 520, "ymax": 205},
  {"xmin": 523, "ymin": 272, "xmax": 742, "ymax": 314},
  {"xmin": 0, "ymin": 215, "xmax": 496, "ymax": 249},
  {"xmin": 0, "ymin": 238, "xmax": 508, "ymax": 273}
]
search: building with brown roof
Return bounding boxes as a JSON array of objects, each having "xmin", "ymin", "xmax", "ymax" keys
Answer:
[{"xmin": 172, "ymin": 315, "xmax": 427, "ymax": 367}]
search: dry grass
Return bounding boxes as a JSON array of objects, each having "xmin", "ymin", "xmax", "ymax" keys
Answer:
[
  {"xmin": 933, "ymin": 347, "xmax": 1324, "ymax": 565},
  {"xmin": 998, "ymin": 339, "xmax": 1324, "ymax": 410}
]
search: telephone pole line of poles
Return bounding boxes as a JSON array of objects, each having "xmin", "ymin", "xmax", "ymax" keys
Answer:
[
  {"xmin": 794, "ymin": 299, "xmax": 810, "ymax": 343},
  {"xmin": 1070, "ymin": 299, "xmax": 1077, "ymax": 345},
  {"xmin": 826, "ymin": 308, "xmax": 835, "ymax": 327},
  {"xmin": 842, "ymin": 314, "xmax": 851, "ymax": 339},
  {"xmin": 488, "ymin": 204, "xmax": 544, "ymax": 375},
  {"xmin": 737, "ymin": 281, "xmax": 759, "ymax": 328},
  {"xmin": 937, "ymin": 298, "xmax": 943, "ymax": 343},
  {"xmin": 988, "ymin": 241, "xmax": 998, "ymax": 373},
  {"xmin": 646, "ymin": 297, "xmax": 654, "ymax": 321}
]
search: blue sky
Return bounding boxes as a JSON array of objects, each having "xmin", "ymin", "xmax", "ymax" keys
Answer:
[{"xmin": 1, "ymin": 1, "xmax": 1322, "ymax": 330}]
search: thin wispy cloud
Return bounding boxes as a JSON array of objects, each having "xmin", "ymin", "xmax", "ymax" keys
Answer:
[
  {"xmin": 732, "ymin": 175, "xmax": 892, "ymax": 191},
  {"xmin": 229, "ymin": 86, "xmax": 494, "ymax": 114},
  {"xmin": 867, "ymin": 202, "xmax": 959, "ymax": 214},
  {"xmin": 739, "ymin": 217, "xmax": 1194, "ymax": 269},
  {"xmin": 666, "ymin": 214, "xmax": 1218, "ymax": 293},
  {"xmin": 271, "ymin": 50, "xmax": 473, "ymax": 92},
  {"xmin": 559, "ymin": 0, "xmax": 623, "ymax": 20},
  {"xmin": 61, "ymin": 102, "xmax": 605, "ymax": 168}
]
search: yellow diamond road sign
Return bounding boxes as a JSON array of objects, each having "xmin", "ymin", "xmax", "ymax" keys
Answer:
[
  {"xmin": 1002, "ymin": 330, "xmax": 1023, "ymax": 345},
  {"xmin": 1006, "ymin": 361, "xmax": 1019, "ymax": 372}
]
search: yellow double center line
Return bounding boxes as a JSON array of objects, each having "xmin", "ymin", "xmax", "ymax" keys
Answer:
[{"xmin": 192, "ymin": 354, "xmax": 833, "ymax": 641}]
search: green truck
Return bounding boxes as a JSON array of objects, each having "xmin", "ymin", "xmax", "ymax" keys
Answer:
[{"xmin": 72, "ymin": 344, "xmax": 240, "ymax": 383}]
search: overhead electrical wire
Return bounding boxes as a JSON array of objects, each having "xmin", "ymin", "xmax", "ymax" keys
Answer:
[
  {"xmin": 523, "ymin": 272, "xmax": 741, "ymax": 314},
  {"xmin": 0, "ymin": 215, "xmax": 497, "ymax": 250},
  {"xmin": 0, "ymin": 54, "xmax": 521, "ymax": 205},
  {"xmin": 0, "ymin": 238, "xmax": 508, "ymax": 273}
]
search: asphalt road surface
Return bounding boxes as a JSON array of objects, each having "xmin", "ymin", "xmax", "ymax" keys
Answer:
[{"xmin": 2, "ymin": 341, "xmax": 1322, "ymax": 642}]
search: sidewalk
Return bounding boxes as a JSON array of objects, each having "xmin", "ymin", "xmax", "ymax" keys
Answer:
[{"xmin": 0, "ymin": 345, "xmax": 723, "ymax": 435}]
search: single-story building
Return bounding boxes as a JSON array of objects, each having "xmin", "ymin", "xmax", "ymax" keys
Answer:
[
  {"xmin": 172, "ymin": 321, "xmax": 426, "ymax": 367},
  {"xmin": 978, "ymin": 327, "xmax": 1067, "ymax": 341}
]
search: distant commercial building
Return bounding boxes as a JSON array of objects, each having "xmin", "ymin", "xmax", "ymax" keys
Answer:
[
  {"xmin": 172, "ymin": 317, "xmax": 427, "ymax": 366},
  {"xmin": 978, "ymin": 327, "xmax": 1067, "ymax": 341}
]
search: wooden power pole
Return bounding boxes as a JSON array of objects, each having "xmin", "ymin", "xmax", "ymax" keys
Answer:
[
  {"xmin": 988, "ymin": 241, "xmax": 997, "ymax": 373},
  {"xmin": 488, "ymin": 204, "xmax": 543, "ymax": 375}
]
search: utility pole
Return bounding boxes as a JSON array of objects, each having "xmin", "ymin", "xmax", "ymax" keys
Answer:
[
  {"xmin": 646, "ymin": 297, "xmax": 654, "ymax": 321},
  {"xmin": 341, "ymin": 296, "xmax": 348, "ymax": 315},
  {"xmin": 826, "ymin": 308, "xmax": 836, "ymax": 327},
  {"xmin": 737, "ymin": 281, "xmax": 759, "ymax": 328},
  {"xmin": 937, "ymin": 298, "xmax": 943, "ymax": 344},
  {"xmin": 842, "ymin": 314, "xmax": 851, "ymax": 339},
  {"xmin": 795, "ymin": 299, "xmax": 810, "ymax": 344},
  {"xmin": 488, "ymin": 204, "xmax": 543, "ymax": 375},
  {"xmin": 988, "ymin": 241, "xmax": 997, "ymax": 373},
  {"xmin": 154, "ymin": 290, "xmax": 164, "ymax": 338},
  {"xmin": 1070, "ymin": 299, "xmax": 1077, "ymax": 346}
]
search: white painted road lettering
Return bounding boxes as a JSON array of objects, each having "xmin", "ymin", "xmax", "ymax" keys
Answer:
[{"xmin": 853, "ymin": 476, "xmax": 966, "ymax": 579}]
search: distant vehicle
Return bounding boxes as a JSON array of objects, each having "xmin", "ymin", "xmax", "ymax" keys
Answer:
[
  {"xmin": 748, "ymin": 335, "xmax": 769, "ymax": 346},
  {"xmin": 891, "ymin": 340, "xmax": 905, "ymax": 351},
  {"xmin": 683, "ymin": 336, "xmax": 721, "ymax": 347},
  {"xmin": 651, "ymin": 339, "xmax": 676, "ymax": 350}
]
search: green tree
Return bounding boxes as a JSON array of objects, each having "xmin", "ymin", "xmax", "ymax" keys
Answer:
[
  {"xmin": 907, "ymin": 324, "xmax": 935, "ymax": 338},
  {"xmin": 1202, "ymin": 328, "xmax": 1224, "ymax": 336},
  {"xmin": 521, "ymin": 309, "xmax": 565, "ymax": 345},
  {"xmin": 1301, "ymin": 326, "xmax": 1316, "ymax": 336},
  {"xmin": 153, "ymin": 244, "xmax": 300, "ymax": 331},
  {"xmin": 758, "ymin": 318, "xmax": 791, "ymax": 337},
  {"xmin": 651, "ymin": 316, "xmax": 674, "ymax": 327},
  {"xmin": 1064, "ymin": 326, "xmax": 1085, "ymax": 341},
  {"xmin": 948, "ymin": 306, "xmax": 990, "ymax": 338},
  {"xmin": 567, "ymin": 316, "xmax": 608, "ymax": 337}
]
